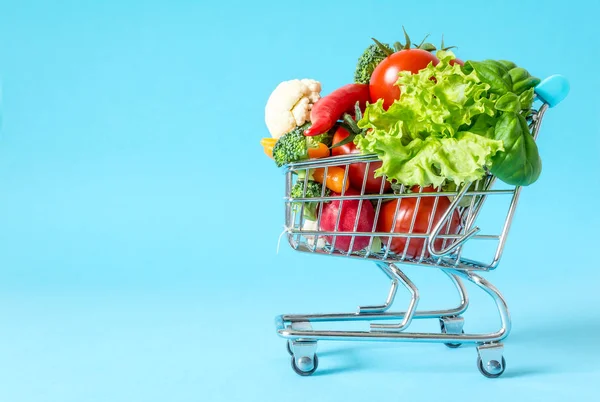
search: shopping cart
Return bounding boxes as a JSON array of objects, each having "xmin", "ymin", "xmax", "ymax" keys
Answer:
[{"xmin": 273, "ymin": 75, "xmax": 569, "ymax": 377}]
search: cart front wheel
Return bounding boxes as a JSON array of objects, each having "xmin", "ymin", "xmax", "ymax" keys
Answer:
[
  {"xmin": 477, "ymin": 356, "xmax": 506, "ymax": 378},
  {"xmin": 291, "ymin": 354, "xmax": 318, "ymax": 376}
]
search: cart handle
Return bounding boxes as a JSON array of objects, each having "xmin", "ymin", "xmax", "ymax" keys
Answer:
[
  {"xmin": 534, "ymin": 75, "xmax": 569, "ymax": 108},
  {"xmin": 428, "ymin": 183, "xmax": 480, "ymax": 258}
]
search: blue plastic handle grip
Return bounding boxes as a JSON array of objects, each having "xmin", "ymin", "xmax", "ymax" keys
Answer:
[{"xmin": 534, "ymin": 75, "xmax": 569, "ymax": 108}]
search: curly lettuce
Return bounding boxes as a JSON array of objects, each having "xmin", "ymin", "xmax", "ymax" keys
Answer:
[{"xmin": 355, "ymin": 50, "xmax": 541, "ymax": 187}]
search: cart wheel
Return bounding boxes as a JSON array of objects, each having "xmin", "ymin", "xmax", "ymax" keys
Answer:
[
  {"xmin": 477, "ymin": 356, "xmax": 506, "ymax": 378},
  {"xmin": 439, "ymin": 320, "xmax": 463, "ymax": 348},
  {"xmin": 291, "ymin": 354, "xmax": 318, "ymax": 376},
  {"xmin": 286, "ymin": 340, "xmax": 293, "ymax": 356}
]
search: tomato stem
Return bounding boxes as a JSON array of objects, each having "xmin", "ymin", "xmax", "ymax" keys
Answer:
[
  {"xmin": 371, "ymin": 37, "xmax": 393, "ymax": 56},
  {"xmin": 353, "ymin": 101, "xmax": 363, "ymax": 121},
  {"xmin": 342, "ymin": 113, "xmax": 361, "ymax": 134},
  {"xmin": 440, "ymin": 34, "xmax": 458, "ymax": 51},
  {"xmin": 415, "ymin": 33, "xmax": 430, "ymax": 49},
  {"xmin": 402, "ymin": 26, "xmax": 411, "ymax": 49}
]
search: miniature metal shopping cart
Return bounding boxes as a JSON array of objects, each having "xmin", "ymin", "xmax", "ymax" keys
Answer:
[{"xmin": 273, "ymin": 75, "xmax": 569, "ymax": 377}]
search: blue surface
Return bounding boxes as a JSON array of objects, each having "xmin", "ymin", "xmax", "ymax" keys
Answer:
[{"xmin": 0, "ymin": 0, "xmax": 598, "ymax": 401}]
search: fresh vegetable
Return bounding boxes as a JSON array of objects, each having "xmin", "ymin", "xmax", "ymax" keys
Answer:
[
  {"xmin": 463, "ymin": 60, "xmax": 542, "ymax": 185},
  {"xmin": 303, "ymin": 83, "xmax": 371, "ymax": 137},
  {"xmin": 265, "ymin": 79, "xmax": 322, "ymax": 139},
  {"xmin": 260, "ymin": 138, "xmax": 277, "ymax": 159},
  {"xmin": 272, "ymin": 124, "xmax": 332, "ymax": 167},
  {"xmin": 313, "ymin": 166, "xmax": 350, "ymax": 194},
  {"xmin": 486, "ymin": 112, "xmax": 541, "ymax": 185},
  {"xmin": 331, "ymin": 126, "xmax": 357, "ymax": 157},
  {"xmin": 290, "ymin": 180, "xmax": 330, "ymax": 221},
  {"xmin": 377, "ymin": 186, "xmax": 461, "ymax": 259},
  {"xmin": 331, "ymin": 127, "xmax": 391, "ymax": 193},
  {"xmin": 354, "ymin": 42, "xmax": 394, "ymax": 85},
  {"xmin": 320, "ymin": 188, "xmax": 376, "ymax": 252},
  {"xmin": 302, "ymin": 219, "xmax": 326, "ymax": 249},
  {"xmin": 356, "ymin": 50, "xmax": 513, "ymax": 188},
  {"xmin": 307, "ymin": 143, "xmax": 331, "ymax": 159},
  {"xmin": 369, "ymin": 48, "xmax": 439, "ymax": 109},
  {"xmin": 368, "ymin": 33, "xmax": 440, "ymax": 109}
]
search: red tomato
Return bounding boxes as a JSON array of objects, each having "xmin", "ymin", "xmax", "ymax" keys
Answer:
[
  {"xmin": 331, "ymin": 127, "xmax": 392, "ymax": 194},
  {"xmin": 331, "ymin": 126, "xmax": 358, "ymax": 156},
  {"xmin": 377, "ymin": 186, "xmax": 461, "ymax": 259},
  {"xmin": 449, "ymin": 58, "xmax": 464, "ymax": 66},
  {"xmin": 369, "ymin": 49, "xmax": 439, "ymax": 109}
]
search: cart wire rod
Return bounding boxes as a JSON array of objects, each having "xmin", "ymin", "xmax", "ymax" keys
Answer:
[{"xmin": 281, "ymin": 268, "xmax": 469, "ymax": 323}]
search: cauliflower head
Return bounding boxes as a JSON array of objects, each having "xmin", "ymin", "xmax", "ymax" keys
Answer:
[{"xmin": 264, "ymin": 79, "xmax": 321, "ymax": 139}]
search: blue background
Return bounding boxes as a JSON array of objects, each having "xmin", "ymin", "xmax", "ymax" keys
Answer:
[{"xmin": 0, "ymin": 0, "xmax": 598, "ymax": 401}]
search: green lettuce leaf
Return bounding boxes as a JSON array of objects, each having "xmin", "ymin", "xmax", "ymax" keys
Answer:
[{"xmin": 355, "ymin": 129, "xmax": 503, "ymax": 188}]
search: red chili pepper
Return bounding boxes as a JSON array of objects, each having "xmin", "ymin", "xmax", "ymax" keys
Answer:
[{"xmin": 304, "ymin": 83, "xmax": 370, "ymax": 137}]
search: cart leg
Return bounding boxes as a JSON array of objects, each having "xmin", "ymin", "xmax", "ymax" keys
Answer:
[
  {"xmin": 454, "ymin": 270, "xmax": 511, "ymax": 341},
  {"xmin": 357, "ymin": 263, "xmax": 398, "ymax": 314},
  {"xmin": 455, "ymin": 270, "xmax": 510, "ymax": 377},
  {"xmin": 444, "ymin": 271, "xmax": 469, "ymax": 315},
  {"xmin": 439, "ymin": 270, "xmax": 468, "ymax": 348},
  {"xmin": 370, "ymin": 264, "xmax": 419, "ymax": 331}
]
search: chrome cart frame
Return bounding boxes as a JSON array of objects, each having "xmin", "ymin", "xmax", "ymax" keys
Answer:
[{"xmin": 273, "ymin": 76, "xmax": 568, "ymax": 377}]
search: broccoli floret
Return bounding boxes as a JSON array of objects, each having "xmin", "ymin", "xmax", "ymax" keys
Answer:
[
  {"xmin": 272, "ymin": 123, "xmax": 332, "ymax": 167},
  {"xmin": 272, "ymin": 125, "xmax": 309, "ymax": 167},
  {"xmin": 290, "ymin": 180, "xmax": 330, "ymax": 221},
  {"xmin": 354, "ymin": 43, "xmax": 393, "ymax": 84},
  {"xmin": 311, "ymin": 132, "xmax": 333, "ymax": 148}
]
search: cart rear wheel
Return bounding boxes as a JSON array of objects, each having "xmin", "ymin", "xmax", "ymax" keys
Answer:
[
  {"xmin": 439, "ymin": 320, "xmax": 464, "ymax": 348},
  {"xmin": 477, "ymin": 356, "xmax": 506, "ymax": 378},
  {"xmin": 291, "ymin": 354, "xmax": 318, "ymax": 376}
]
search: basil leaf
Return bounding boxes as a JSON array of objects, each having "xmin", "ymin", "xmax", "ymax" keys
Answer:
[
  {"xmin": 489, "ymin": 113, "xmax": 541, "ymax": 186},
  {"xmin": 469, "ymin": 114, "xmax": 496, "ymax": 138},
  {"xmin": 495, "ymin": 93, "xmax": 521, "ymax": 113},
  {"xmin": 509, "ymin": 67, "xmax": 541, "ymax": 95},
  {"xmin": 498, "ymin": 60, "xmax": 517, "ymax": 70},
  {"xmin": 518, "ymin": 88, "xmax": 535, "ymax": 109},
  {"xmin": 464, "ymin": 60, "xmax": 512, "ymax": 95}
]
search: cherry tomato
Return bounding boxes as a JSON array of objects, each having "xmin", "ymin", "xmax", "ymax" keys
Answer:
[
  {"xmin": 369, "ymin": 49, "xmax": 439, "ymax": 109},
  {"xmin": 449, "ymin": 58, "xmax": 464, "ymax": 66},
  {"xmin": 331, "ymin": 127, "xmax": 392, "ymax": 194},
  {"xmin": 377, "ymin": 186, "xmax": 461, "ymax": 259},
  {"xmin": 331, "ymin": 126, "xmax": 358, "ymax": 156}
]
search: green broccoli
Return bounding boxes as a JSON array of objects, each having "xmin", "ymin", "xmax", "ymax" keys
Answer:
[
  {"xmin": 290, "ymin": 180, "xmax": 330, "ymax": 221},
  {"xmin": 272, "ymin": 123, "xmax": 332, "ymax": 167},
  {"xmin": 354, "ymin": 42, "xmax": 393, "ymax": 85},
  {"xmin": 311, "ymin": 131, "xmax": 333, "ymax": 148}
]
